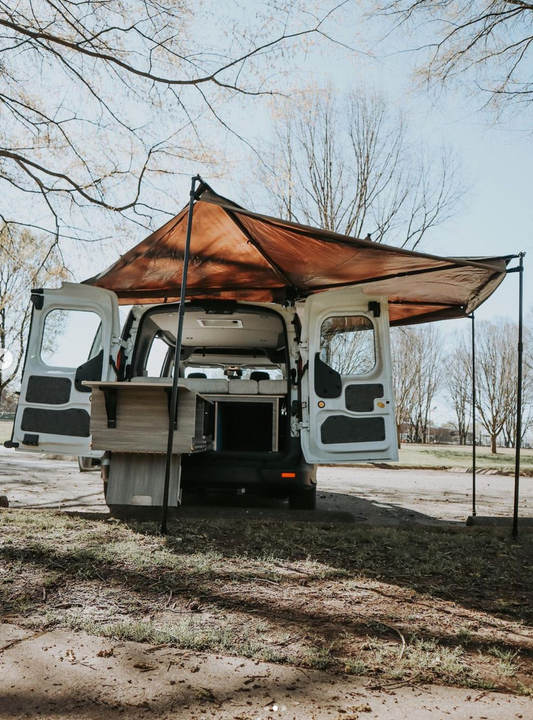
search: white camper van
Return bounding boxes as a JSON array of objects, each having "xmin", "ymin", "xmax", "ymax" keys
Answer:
[
  {"xmin": 6, "ymin": 183, "xmax": 508, "ymax": 513},
  {"xmin": 6, "ymin": 282, "xmax": 398, "ymax": 511}
]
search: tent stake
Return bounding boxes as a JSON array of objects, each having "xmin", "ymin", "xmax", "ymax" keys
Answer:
[
  {"xmin": 512, "ymin": 253, "xmax": 525, "ymax": 540},
  {"xmin": 161, "ymin": 175, "xmax": 201, "ymax": 536},
  {"xmin": 471, "ymin": 312, "xmax": 476, "ymax": 517}
]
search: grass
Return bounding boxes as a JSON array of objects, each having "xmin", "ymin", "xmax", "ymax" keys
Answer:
[
  {"xmin": 397, "ymin": 443, "xmax": 533, "ymax": 473},
  {"xmin": 1, "ymin": 510, "xmax": 533, "ymax": 693}
]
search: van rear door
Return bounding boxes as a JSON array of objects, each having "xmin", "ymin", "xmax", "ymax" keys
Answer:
[
  {"xmin": 299, "ymin": 288, "xmax": 398, "ymax": 464},
  {"xmin": 9, "ymin": 283, "xmax": 120, "ymax": 455}
]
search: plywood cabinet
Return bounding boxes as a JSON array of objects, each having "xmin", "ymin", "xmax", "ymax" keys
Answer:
[{"xmin": 84, "ymin": 381, "xmax": 213, "ymax": 454}]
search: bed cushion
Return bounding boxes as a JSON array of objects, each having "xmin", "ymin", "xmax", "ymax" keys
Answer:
[
  {"xmin": 258, "ymin": 379, "xmax": 288, "ymax": 395},
  {"xmin": 228, "ymin": 380, "xmax": 258, "ymax": 395}
]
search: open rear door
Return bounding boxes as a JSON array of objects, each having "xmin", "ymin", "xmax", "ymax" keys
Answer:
[
  {"xmin": 9, "ymin": 283, "xmax": 120, "ymax": 456},
  {"xmin": 300, "ymin": 288, "xmax": 398, "ymax": 464}
]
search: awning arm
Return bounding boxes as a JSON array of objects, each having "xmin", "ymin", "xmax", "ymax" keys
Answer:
[{"xmin": 160, "ymin": 174, "xmax": 202, "ymax": 535}]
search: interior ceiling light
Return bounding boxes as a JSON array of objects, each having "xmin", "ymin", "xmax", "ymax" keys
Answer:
[{"xmin": 197, "ymin": 319, "xmax": 243, "ymax": 329}]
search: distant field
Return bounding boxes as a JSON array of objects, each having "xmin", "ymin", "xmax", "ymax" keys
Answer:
[
  {"xmin": 1, "ymin": 419, "xmax": 530, "ymax": 475},
  {"xmin": 399, "ymin": 443, "xmax": 533, "ymax": 473}
]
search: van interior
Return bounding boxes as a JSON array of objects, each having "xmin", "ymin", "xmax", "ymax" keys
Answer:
[{"xmin": 127, "ymin": 304, "xmax": 290, "ymax": 455}]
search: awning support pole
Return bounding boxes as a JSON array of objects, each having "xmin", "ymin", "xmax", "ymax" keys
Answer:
[
  {"xmin": 471, "ymin": 312, "xmax": 476, "ymax": 517},
  {"xmin": 512, "ymin": 252, "xmax": 525, "ymax": 540},
  {"xmin": 161, "ymin": 174, "xmax": 201, "ymax": 536}
]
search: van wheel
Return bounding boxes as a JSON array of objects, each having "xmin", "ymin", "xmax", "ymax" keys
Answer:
[{"xmin": 288, "ymin": 486, "xmax": 316, "ymax": 510}]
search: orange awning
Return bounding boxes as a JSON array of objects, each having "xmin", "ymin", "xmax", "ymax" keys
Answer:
[{"xmin": 85, "ymin": 182, "xmax": 512, "ymax": 326}]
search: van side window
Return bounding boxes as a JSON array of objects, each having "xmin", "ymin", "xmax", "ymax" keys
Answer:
[
  {"xmin": 146, "ymin": 336, "xmax": 170, "ymax": 377},
  {"xmin": 319, "ymin": 316, "xmax": 375, "ymax": 375},
  {"xmin": 41, "ymin": 309, "xmax": 101, "ymax": 368}
]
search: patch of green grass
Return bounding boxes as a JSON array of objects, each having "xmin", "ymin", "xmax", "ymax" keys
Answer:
[
  {"xmin": 344, "ymin": 658, "xmax": 368, "ymax": 675},
  {"xmin": 486, "ymin": 646, "xmax": 520, "ymax": 677},
  {"xmin": 398, "ymin": 443, "xmax": 533, "ymax": 472},
  {"xmin": 360, "ymin": 634, "xmax": 491, "ymax": 688},
  {"xmin": 456, "ymin": 627, "xmax": 472, "ymax": 645},
  {"xmin": 302, "ymin": 646, "xmax": 334, "ymax": 670},
  {"xmin": 66, "ymin": 615, "xmax": 244, "ymax": 651},
  {"xmin": 516, "ymin": 682, "xmax": 533, "ymax": 696}
]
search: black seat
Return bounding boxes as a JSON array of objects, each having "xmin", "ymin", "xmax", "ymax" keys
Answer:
[
  {"xmin": 188, "ymin": 372, "xmax": 207, "ymax": 378},
  {"xmin": 250, "ymin": 371, "xmax": 270, "ymax": 381}
]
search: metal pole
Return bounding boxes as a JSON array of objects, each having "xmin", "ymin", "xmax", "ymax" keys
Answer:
[
  {"xmin": 161, "ymin": 175, "xmax": 201, "ymax": 535},
  {"xmin": 471, "ymin": 312, "xmax": 476, "ymax": 517},
  {"xmin": 512, "ymin": 253, "xmax": 525, "ymax": 540}
]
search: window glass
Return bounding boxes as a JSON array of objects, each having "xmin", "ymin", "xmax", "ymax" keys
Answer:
[
  {"xmin": 320, "ymin": 316, "xmax": 375, "ymax": 375},
  {"xmin": 184, "ymin": 366, "xmax": 226, "ymax": 379},
  {"xmin": 88, "ymin": 322, "xmax": 103, "ymax": 360},
  {"xmin": 146, "ymin": 336, "xmax": 169, "ymax": 377},
  {"xmin": 241, "ymin": 367, "xmax": 283, "ymax": 380},
  {"xmin": 41, "ymin": 309, "xmax": 102, "ymax": 368}
]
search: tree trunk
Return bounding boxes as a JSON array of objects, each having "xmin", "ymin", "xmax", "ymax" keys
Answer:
[{"xmin": 491, "ymin": 434, "xmax": 497, "ymax": 454}]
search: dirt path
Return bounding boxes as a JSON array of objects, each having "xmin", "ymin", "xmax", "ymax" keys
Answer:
[
  {"xmin": 1, "ymin": 623, "xmax": 531, "ymax": 720},
  {"xmin": 1, "ymin": 447, "xmax": 531, "ymax": 525},
  {"xmin": 318, "ymin": 466, "xmax": 532, "ymax": 525}
]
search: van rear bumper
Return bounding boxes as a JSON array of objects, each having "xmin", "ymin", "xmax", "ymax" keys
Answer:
[
  {"xmin": 180, "ymin": 439, "xmax": 316, "ymax": 493},
  {"xmin": 181, "ymin": 462, "xmax": 317, "ymax": 493}
]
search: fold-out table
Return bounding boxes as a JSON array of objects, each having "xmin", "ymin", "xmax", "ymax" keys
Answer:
[{"xmin": 83, "ymin": 381, "xmax": 213, "ymax": 508}]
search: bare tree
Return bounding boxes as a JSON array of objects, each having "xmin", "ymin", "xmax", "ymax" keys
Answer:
[
  {"xmin": 501, "ymin": 323, "xmax": 533, "ymax": 447},
  {"xmin": 373, "ymin": 1, "xmax": 533, "ymax": 121},
  {"xmin": 390, "ymin": 327, "xmax": 417, "ymax": 429},
  {"xmin": 0, "ymin": 226, "xmax": 67, "ymax": 406},
  {"xmin": 0, "ymin": 1, "xmax": 346, "ymax": 242},
  {"xmin": 474, "ymin": 319, "xmax": 518, "ymax": 453},
  {"xmin": 444, "ymin": 331, "xmax": 472, "ymax": 445},
  {"xmin": 320, "ymin": 316, "xmax": 376, "ymax": 375},
  {"xmin": 256, "ymin": 88, "xmax": 464, "ymax": 249},
  {"xmin": 391, "ymin": 325, "xmax": 443, "ymax": 441}
]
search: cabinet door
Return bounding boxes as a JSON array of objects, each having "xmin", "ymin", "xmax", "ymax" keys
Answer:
[
  {"xmin": 9, "ymin": 283, "xmax": 120, "ymax": 456},
  {"xmin": 300, "ymin": 288, "xmax": 397, "ymax": 464}
]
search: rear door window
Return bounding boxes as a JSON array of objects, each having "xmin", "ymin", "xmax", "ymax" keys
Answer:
[
  {"xmin": 320, "ymin": 315, "xmax": 376, "ymax": 375},
  {"xmin": 41, "ymin": 309, "xmax": 101, "ymax": 368}
]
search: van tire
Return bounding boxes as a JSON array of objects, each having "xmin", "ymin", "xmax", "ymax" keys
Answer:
[{"xmin": 288, "ymin": 486, "xmax": 316, "ymax": 510}]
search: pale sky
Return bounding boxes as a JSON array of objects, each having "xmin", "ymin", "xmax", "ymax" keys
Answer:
[{"xmin": 65, "ymin": 8, "xmax": 532, "ymax": 327}]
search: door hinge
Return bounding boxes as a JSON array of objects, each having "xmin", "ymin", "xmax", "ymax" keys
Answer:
[
  {"xmin": 31, "ymin": 292, "xmax": 44, "ymax": 310},
  {"xmin": 368, "ymin": 301, "xmax": 381, "ymax": 317},
  {"xmin": 299, "ymin": 401, "xmax": 309, "ymax": 430}
]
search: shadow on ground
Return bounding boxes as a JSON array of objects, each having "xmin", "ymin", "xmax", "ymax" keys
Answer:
[{"xmin": 104, "ymin": 489, "xmax": 456, "ymax": 527}]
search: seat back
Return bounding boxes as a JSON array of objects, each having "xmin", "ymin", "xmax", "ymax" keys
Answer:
[
  {"xmin": 228, "ymin": 379, "xmax": 258, "ymax": 395},
  {"xmin": 258, "ymin": 379, "xmax": 288, "ymax": 395}
]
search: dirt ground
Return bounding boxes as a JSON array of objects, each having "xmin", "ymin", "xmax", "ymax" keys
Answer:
[
  {"xmin": 1, "ymin": 448, "xmax": 532, "ymax": 718},
  {"xmin": 0, "ymin": 446, "xmax": 531, "ymax": 525},
  {"xmin": 1, "ymin": 623, "xmax": 531, "ymax": 720}
]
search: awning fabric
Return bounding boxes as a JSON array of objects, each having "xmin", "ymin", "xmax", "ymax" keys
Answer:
[{"xmin": 85, "ymin": 183, "xmax": 511, "ymax": 326}]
